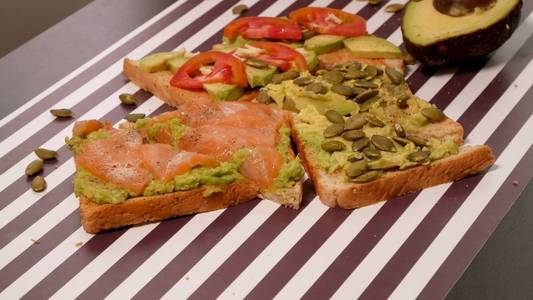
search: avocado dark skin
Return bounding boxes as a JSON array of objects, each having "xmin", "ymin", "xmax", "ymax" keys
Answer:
[{"xmin": 402, "ymin": 0, "xmax": 522, "ymax": 67}]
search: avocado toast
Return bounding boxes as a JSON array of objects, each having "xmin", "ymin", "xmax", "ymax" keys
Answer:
[{"xmin": 67, "ymin": 101, "xmax": 304, "ymax": 233}]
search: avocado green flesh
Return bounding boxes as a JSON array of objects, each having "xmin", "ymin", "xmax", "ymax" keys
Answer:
[
  {"xmin": 139, "ymin": 51, "xmax": 186, "ymax": 73},
  {"xmin": 343, "ymin": 35, "xmax": 403, "ymax": 59},
  {"xmin": 304, "ymin": 35, "xmax": 345, "ymax": 55},
  {"xmin": 203, "ymin": 83, "xmax": 244, "ymax": 101},
  {"xmin": 403, "ymin": 0, "xmax": 519, "ymax": 46},
  {"xmin": 273, "ymin": 127, "xmax": 305, "ymax": 189},
  {"xmin": 245, "ymin": 65, "xmax": 278, "ymax": 88}
]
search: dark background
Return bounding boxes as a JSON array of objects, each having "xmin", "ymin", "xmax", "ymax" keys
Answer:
[{"xmin": 0, "ymin": 1, "xmax": 531, "ymax": 299}]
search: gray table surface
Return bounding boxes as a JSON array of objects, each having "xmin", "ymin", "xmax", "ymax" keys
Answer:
[{"xmin": 0, "ymin": 0, "xmax": 531, "ymax": 298}]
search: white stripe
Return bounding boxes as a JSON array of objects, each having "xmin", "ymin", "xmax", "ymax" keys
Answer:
[
  {"xmin": 161, "ymin": 201, "xmax": 280, "ymax": 299},
  {"xmin": 218, "ymin": 198, "xmax": 328, "ymax": 299},
  {"xmin": 365, "ymin": 0, "xmax": 409, "ymax": 33},
  {"xmin": 105, "ymin": 210, "xmax": 223, "ymax": 300},
  {"xmin": 0, "ymin": 0, "xmax": 220, "ymax": 159},
  {"xmin": 390, "ymin": 115, "xmax": 533, "ymax": 299},
  {"xmin": 331, "ymin": 38, "xmax": 533, "ymax": 300},
  {"xmin": 0, "ymin": 0, "xmax": 187, "ymax": 128},
  {"xmin": 274, "ymin": 203, "xmax": 383, "ymax": 299}
]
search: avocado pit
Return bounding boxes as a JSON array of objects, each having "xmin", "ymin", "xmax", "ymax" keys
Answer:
[{"xmin": 433, "ymin": 0, "xmax": 496, "ymax": 17}]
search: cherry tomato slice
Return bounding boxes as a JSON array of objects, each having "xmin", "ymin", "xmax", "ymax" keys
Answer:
[
  {"xmin": 170, "ymin": 51, "xmax": 247, "ymax": 90},
  {"xmin": 289, "ymin": 7, "xmax": 367, "ymax": 37},
  {"xmin": 224, "ymin": 17, "xmax": 302, "ymax": 40},
  {"xmin": 251, "ymin": 41, "xmax": 308, "ymax": 72}
]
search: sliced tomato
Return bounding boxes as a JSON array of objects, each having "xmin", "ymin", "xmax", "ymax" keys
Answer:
[
  {"xmin": 224, "ymin": 17, "xmax": 302, "ymax": 41},
  {"xmin": 251, "ymin": 41, "xmax": 308, "ymax": 72},
  {"xmin": 289, "ymin": 7, "xmax": 367, "ymax": 37},
  {"xmin": 170, "ymin": 51, "xmax": 247, "ymax": 90}
]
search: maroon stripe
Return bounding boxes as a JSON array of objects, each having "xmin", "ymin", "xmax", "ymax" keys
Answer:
[
  {"xmin": 189, "ymin": 180, "xmax": 315, "ymax": 300},
  {"xmin": 131, "ymin": 200, "xmax": 260, "ymax": 300},
  {"xmin": 358, "ymin": 70, "xmax": 533, "ymax": 300},
  {"xmin": 329, "ymin": 0, "xmax": 355, "ymax": 9},
  {"xmin": 373, "ymin": 9, "xmax": 402, "ymax": 38},
  {"xmin": 357, "ymin": 0, "xmax": 390, "ymax": 20},
  {"xmin": 0, "ymin": 0, "xmax": 203, "ymax": 141},
  {"xmin": 407, "ymin": 65, "xmax": 437, "ymax": 94},
  {"xmin": 418, "ymin": 147, "xmax": 533, "ymax": 299},
  {"xmin": 0, "ymin": 0, "xmax": 241, "ymax": 174}
]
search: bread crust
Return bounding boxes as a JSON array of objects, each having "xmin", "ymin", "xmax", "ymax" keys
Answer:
[
  {"xmin": 79, "ymin": 181, "xmax": 259, "ymax": 234},
  {"xmin": 290, "ymin": 116, "xmax": 495, "ymax": 209}
]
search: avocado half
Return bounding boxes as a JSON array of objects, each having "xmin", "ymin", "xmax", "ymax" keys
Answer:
[{"xmin": 402, "ymin": 0, "xmax": 522, "ymax": 66}]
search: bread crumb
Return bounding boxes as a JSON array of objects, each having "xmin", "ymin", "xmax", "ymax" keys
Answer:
[
  {"xmin": 30, "ymin": 238, "xmax": 40, "ymax": 244},
  {"xmin": 75, "ymin": 241, "xmax": 83, "ymax": 247},
  {"xmin": 512, "ymin": 180, "xmax": 519, "ymax": 186},
  {"xmin": 185, "ymin": 276, "xmax": 190, "ymax": 280}
]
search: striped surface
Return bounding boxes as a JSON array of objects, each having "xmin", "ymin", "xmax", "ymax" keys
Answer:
[{"xmin": 0, "ymin": 0, "xmax": 532, "ymax": 299}]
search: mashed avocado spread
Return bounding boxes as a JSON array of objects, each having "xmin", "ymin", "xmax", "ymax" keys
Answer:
[
  {"xmin": 273, "ymin": 127, "xmax": 305, "ymax": 189},
  {"xmin": 65, "ymin": 129, "xmax": 109, "ymax": 155},
  {"xmin": 134, "ymin": 116, "xmax": 189, "ymax": 144}
]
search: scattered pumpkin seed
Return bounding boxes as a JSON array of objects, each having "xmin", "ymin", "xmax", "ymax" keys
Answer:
[
  {"xmin": 365, "ymin": 114, "xmax": 385, "ymax": 127},
  {"xmin": 363, "ymin": 146, "xmax": 381, "ymax": 159},
  {"xmin": 325, "ymin": 109, "xmax": 345, "ymax": 124},
  {"xmin": 302, "ymin": 30, "xmax": 316, "ymax": 39},
  {"xmin": 347, "ymin": 153, "xmax": 364, "ymax": 162},
  {"xmin": 321, "ymin": 140, "xmax": 346, "ymax": 152},
  {"xmin": 392, "ymin": 136, "xmax": 412, "ymax": 146},
  {"xmin": 352, "ymin": 170, "xmax": 382, "ymax": 183},
  {"xmin": 25, "ymin": 160, "xmax": 43, "ymax": 176},
  {"xmin": 34, "ymin": 148, "xmax": 58, "ymax": 160},
  {"xmin": 331, "ymin": 84, "xmax": 354, "ymax": 96},
  {"xmin": 324, "ymin": 124, "xmax": 345, "ymax": 138},
  {"xmin": 352, "ymin": 87, "xmax": 368, "ymax": 96},
  {"xmin": 421, "ymin": 107, "xmax": 446, "ymax": 122},
  {"xmin": 407, "ymin": 150, "xmax": 431, "ymax": 162},
  {"xmin": 342, "ymin": 129, "xmax": 365, "ymax": 141},
  {"xmin": 271, "ymin": 70, "xmax": 299, "ymax": 84},
  {"xmin": 371, "ymin": 135, "xmax": 396, "ymax": 152},
  {"xmin": 293, "ymin": 76, "xmax": 313, "ymax": 86},
  {"xmin": 368, "ymin": 0, "xmax": 382, "ymax": 5},
  {"xmin": 352, "ymin": 137, "xmax": 371, "ymax": 152},
  {"xmin": 344, "ymin": 69, "xmax": 367, "ymax": 80},
  {"xmin": 397, "ymin": 94, "xmax": 410, "ymax": 109},
  {"xmin": 364, "ymin": 65, "xmax": 378, "ymax": 79},
  {"xmin": 345, "ymin": 114, "xmax": 367, "ymax": 130},
  {"xmin": 246, "ymin": 58, "xmax": 267, "ymax": 68},
  {"xmin": 345, "ymin": 62, "xmax": 362, "ymax": 72},
  {"xmin": 385, "ymin": 3, "xmax": 404, "ymax": 13},
  {"xmin": 385, "ymin": 67, "xmax": 405, "ymax": 84},
  {"xmin": 50, "ymin": 108, "xmax": 73, "ymax": 118},
  {"xmin": 124, "ymin": 113, "xmax": 146, "ymax": 123},
  {"xmin": 305, "ymin": 82, "xmax": 328, "ymax": 94},
  {"xmin": 232, "ymin": 4, "xmax": 248, "ymax": 14},
  {"xmin": 393, "ymin": 123, "xmax": 406, "ymax": 137},
  {"xmin": 283, "ymin": 97, "xmax": 299, "ymax": 112},
  {"xmin": 323, "ymin": 70, "xmax": 344, "ymax": 84},
  {"xmin": 119, "ymin": 93, "xmax": 138, "ymax": 105},
  {"xmin": 345, "ymin": 160, "xmax": 368, "ymax": 177},
  {"xmin": 403, "ymin": 53, "xmax": 416, "ymax": 65},
  {"xmin": 31, "ymin": 176, "xmax": 47, "ymax": 192},
  {"xmin": 353, "ymin": 80, "xmax": 379, "ymax": 89},
  {"xmin": 257, "ymin": 89, "xmax": 271, "ymax": 104},
  {"xmin": 406, "ymin": 134, "xmax": 429, "ymax": 147},
  {"xmin": 355, "ymin": 89, "xmax": 379, "ymax": 103}
]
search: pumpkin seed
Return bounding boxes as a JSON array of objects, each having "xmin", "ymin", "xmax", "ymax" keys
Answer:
[
  {"xmin": 352, "ymin": 170, "xmax": 382, "ymax": 183},
  {"xmin": 246, "ymin": 58, "xmax": 267, "ymax": 68},
  {"xmin": 344, "ymin": 69, "xmax": 367, "ymax": 80},
  {"xmin": 31, "ymin": 176, "xmax": 47, "ymax": 192},
  {"xmin": 393, "ymin": 123, "xmax": 406, "ymax": 137},
  {"xmin": 283, "ymin": 97, "xmax": 300, "ymax": 112},
  {"xmin": 124, "ymin": 113, "xmax": 146, "ymax": 123},
  {"xmin": 305, "ymin": 82, "xmax": 328, "ymax": 94},
  {"xmin": 353, "ymin": 80, "xmax": 378, "ymax": 89},
  {"xmin": 352, "ymin": 137, "xmax": 370, "ymax": 151},
  {"xmin": 355, "ymin": 89, "xmax": 379, "ymax": 103},
  {"xmin": 325, "ymin": 110, "xmax": 345, "ymax": 124},
  {"xmin": 368, "ymin": 0, "xmax": 382, "ymax": 5},
  {"xmin": 407, "ymin": 150, "xmax": 431, "ymax": 162},
  {"xmin": 385, "ymin": 3, "xmax": 404, "ymax": 13},
  {"xmin": 271, "ymin": 70, "xmax": 299, "ymax": 84},
  {"xmin": 345, "ymin": 160, "xmax": 368, "ymax": 177},
  {"xmin": 323, "ymin": 70, "xmax": 345, "ymax": 84},
  {"xmin": 352, "ymin": 87, "xmax": 368, "ymax": 96},
  {"xmin": 324, "ymin": 124, "xmax": 345, "ymax": 137},
  {"xmin": 348, "ymin": 153, "xmax": 364, "ymax": 162},
  {"xmin": 302, "ymin": 30, "xmax": 316, "ymax": 39},
  {"xmin": 50, "ymin": 108, "xmax": 73, "ymax": 118},
  {"xmin": 342, "ymin": 129, "xmax": 365, "ymax": 141},
  {"xmin": 371, "ymin": 135, "xmax": 396, "ymax": 152},
  {"xmin": 406, "ymin": 134, "xmax": 429, "ymax": 147},
  {"xmin": 315, "ymin": 69, "xmax": 328, "ymax": 75},
  {"xmin": 364, "ymin": 65, "xmax": 378, "ymax": 79},
  {"xmin": 257, "ymin": 89, "xmax": 271, "ymax": 104},
  {"xmin": 321, "ymin": 140, "xmax": 346, "ymax": 152},
  {"xmin": 34, "ymin": 148, "xmax": 58, "ymax": 160},
  {"xmin": 421, "ymin": 107, "xmax": 446, "ymax": 122},
  {"xmin": 345, "ymin": 114, "xmax": 367, "ymax": 130},
  {"xmin": 365, "ymin": 114, "xmax": 386, "ymax": 127},
  {"xmin": 403, "ymin": 53, "xmax": 416, "ymax": 65},
  {"xmin": 232, "ymin": 4, "xmax": 248, "ymax": 14},
  {"xmin": 392, "ymin": 136, "xmax": 412, "ymax": 146},
  {"xmin": 119, "ymin": 93, "xmax": 138, "ymax": 105},
  {"xmin": 331, "ymin": 84, "xmax": 354, "ymax": 96},
  {"xmin": 293, "ymin": 76, "xmax": 313, "ymax": 86},
  {"xmin": 385, "ymin": 67, "xmax": 404, "ymax": 84},
  {"xmin": 345, "ymin": 62, "xmax": 362, "ymax": 72},
  {"xmin": 397, "ymin": 94, "xmax": 410, "ymax": 109},
  {"xmin": 25, "ymin": 160, "xmax": 43, "ymax": 176},
  {"xmin": 363, "ymin": 146, "xmax": 381, "ymax": 159}
]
